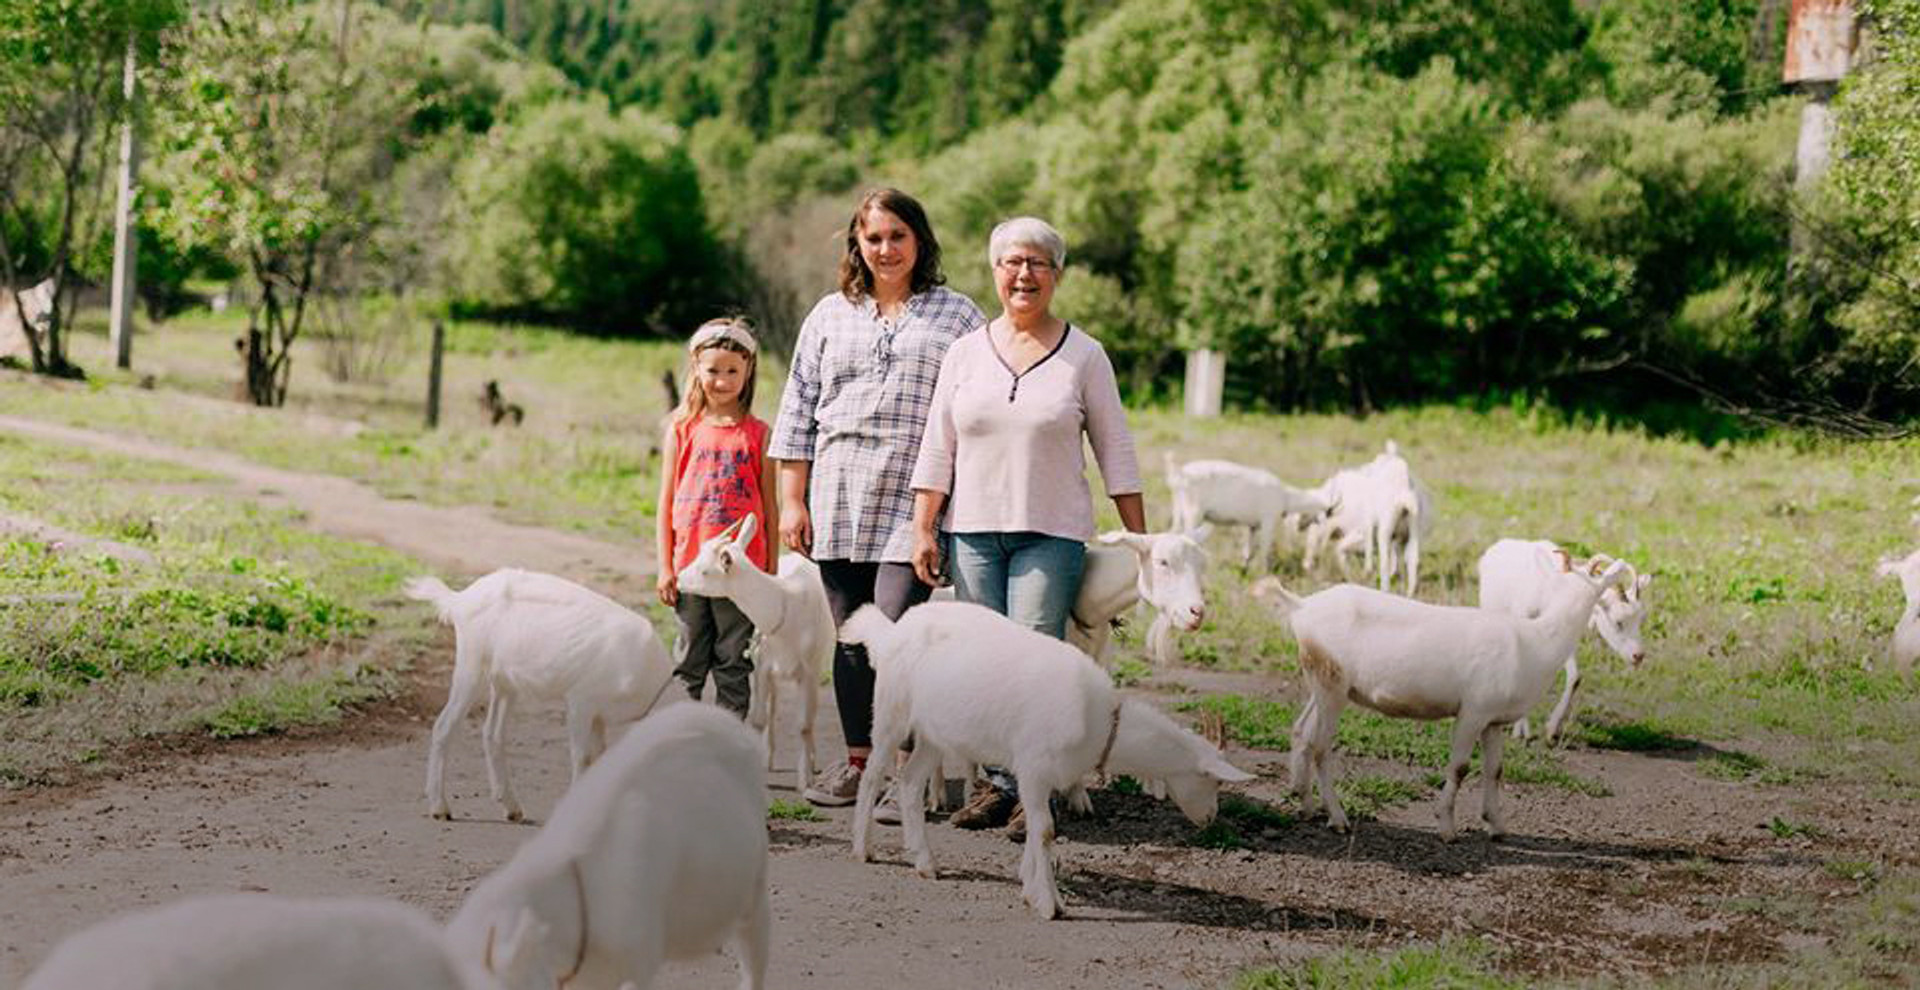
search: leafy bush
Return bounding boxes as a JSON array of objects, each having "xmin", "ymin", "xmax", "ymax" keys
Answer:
[{"xmin": 446, "ymin": 95, "xmax": 729, "ymax": 332}]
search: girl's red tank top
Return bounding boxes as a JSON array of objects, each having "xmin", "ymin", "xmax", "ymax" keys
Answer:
[{"xmin": 670, "ymin": 414, "xmax": 771, "ymax": 573}]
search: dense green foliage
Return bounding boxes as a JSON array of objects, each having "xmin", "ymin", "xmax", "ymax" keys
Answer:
[
  {"xmin": 1819, "ymin": 0, "xmax": 1920, "ymax": 414},
  {"xmin": 445, "ymin": 95, "xmax": 726, "ymax": 329},
  {"xmin": 11, "ymin": 0, "xmax": 1914, "ymax": 420},
  {"xmin": 381, "ymin": 0, "xmax": 1107, "ymax": 154}
]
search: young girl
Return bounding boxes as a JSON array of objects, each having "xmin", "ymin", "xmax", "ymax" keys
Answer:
[{"xmin": 656, "ymin": 317, "xmax": 778, "ymax": 719}]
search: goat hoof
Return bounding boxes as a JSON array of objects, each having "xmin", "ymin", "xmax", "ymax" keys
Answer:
[
  {"xmin": 428, "ymin": 809, "xmax": 451, "ymax": 821},
  {"xmin": 915, "ymin": 864, "xmax": 937, "ymax": 880},
  {"xmin": 505, "ymin": 809, "xmax": 524, "ymax": 823}
]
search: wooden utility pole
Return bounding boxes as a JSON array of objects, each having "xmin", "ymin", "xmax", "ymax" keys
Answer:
[
  {"xmin": 425, "ymin": 320, "xmax": 445, "ymax": 428},
  {"xmin": 107, "ymin": 33, "xmax": 139, "ymax": 369}
]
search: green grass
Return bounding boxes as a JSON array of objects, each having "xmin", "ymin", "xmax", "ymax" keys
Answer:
[
  {"xmin": 23, "ymin": 310, "xmax": 721, "ymax": 541},
  {"xmin": 1189, "ymin": 793, "xmax": 1298, "ymax": 848},
  {"xmin": 196, "ymin": 663, "xmax": 394, "ymax": 739},
  {"xmin": 767, "ymin": 798, "xmax": 822, "ymax": 822},
  {"xmin": 1765, "ymin": 815, "xmax": 1823, "ymax": 840},
  {"xmin": 1577, "ymin": 719, "xmax": 1691, "ymax": 752},
  {"xmin": 1335, "ymin": 775, "xmax": 1429, "ymax": 820},
  {"xmin": 1232, "ymin": 938, "xmax": 1522, "ymax": 989},
  {"xmin": 1697, "ymin": 750, "xmax": 1771, "ymax": 782},
  {"xmin": 0, "ymin": 426, "xmax": 420, "ymax": 782}
]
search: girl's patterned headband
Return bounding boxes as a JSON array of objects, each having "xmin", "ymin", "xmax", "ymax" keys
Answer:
[{"xmin": 690, "ymin": 321, "xmax": 757, "ymax": 355}]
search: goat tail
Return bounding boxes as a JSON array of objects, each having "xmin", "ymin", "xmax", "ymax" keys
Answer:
[
  {"xmin": 837, "ymin": 604, "xmax": 898, "ymax": 658},
  {"xmin": 402, "ymin": 576, "xmax": 459, "ymax": 623}
]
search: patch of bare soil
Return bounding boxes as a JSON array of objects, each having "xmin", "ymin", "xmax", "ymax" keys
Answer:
[{"xmin": 2, "ymin": 416, "xmax": 1915, "ymax": 988}]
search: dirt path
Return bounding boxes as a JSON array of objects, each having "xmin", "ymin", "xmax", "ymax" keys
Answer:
[
  {"xmin": 0, "ymin": 414, "xmax": 650, "ymax": 585},
  {"xmin": 2, "ymin": 416, "xmax": 1916, "ymax": 988}
]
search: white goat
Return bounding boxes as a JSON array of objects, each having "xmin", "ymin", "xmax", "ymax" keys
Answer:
[
  {"xmin": 447, "ymin": 701, "xmax": 769, "ymax": 990},
  {"xmin": 22, "ymin": 894, "xmax": 503, "ymax": 990},
  {"xmin": 1876, "ymin": 548, "xmax": 1920, "ymax": 673},
  {"xmin": 1303, "ymin": 441, "xmax": 1433, "ymax": 595},
  {"xmin": 1260, "ymin": 550, "xmax": 1629, "ymax": 840},
  {"xmin": 1165, "ymin": 453, "xmax": 1331, "ymax": 570},
  {"xmin": 674, "ymin": 513, "xmax": 826, "ymax": 795},
  {"xmin": 1479, "ymin": 539, "xmax": 1653, "ymax": 742},
  {"xmin": 1067, "ymin": 530, "xmax": 1210, "ymax": 665},
  {"xmin": 406, "ymin": 569, "xmax": 677, "ymax": 822},
  {"xmin": 841, "ymin": 600, "xmax": 1252, "ymax": 919}
]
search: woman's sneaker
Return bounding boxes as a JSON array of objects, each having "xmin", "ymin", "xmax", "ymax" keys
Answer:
[
  {"xmin": 803, "ymin": 762, "xmax": 863, "ymax": 807},
  {"xmin": 872, "ymin": 782, "xmax": 903, "ymax": 825},
  {"xmin": 948, "ymin": 781, "xmax": 1015, "ymax": 829}
]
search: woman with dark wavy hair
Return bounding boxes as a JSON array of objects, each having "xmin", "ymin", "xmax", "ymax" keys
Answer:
[{"xmin": 768, "ymin": 188, "xmax": 985, "ymax": 817}]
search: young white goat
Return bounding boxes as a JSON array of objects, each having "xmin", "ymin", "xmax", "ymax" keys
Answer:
[
  {"xmin": 22, "ymin": 894, "xmax": 504, "ymax": 990},
  {"xmin": 1067, "ymin": 529, "xmax": 1210, "ymax": 665},
  {"xmin": 1165, "ymin": 453, "xmax": 1331, "ymax": 570},
  {"xmin": 1876, "ymin": 548, "xmax": 1920, "ymax": 673},
  {"xmin": 1478, "ymin": 538, "xmax": 1653, "ymax": 742},
  {"xmin": 1302, "ymin": 442, "xmax": 1433, "ymax": 595},
  {"xmin": 446, "ymin": 701, "xmax": 769, "ymax": 990},
  {"xmin": 1260, "ymin": 550, "xmax": 1629, "ymax": 840},
  {"xmin": 674, "ymin": 513, "xmax": 826, "ymax": 794},
  {"xmin": 406, "ymin": 569, "xmax": 677, "ymax": 822},
  {"xmin": 841, "ymin": 600, "xmax": 1252, "ymax": 919}
]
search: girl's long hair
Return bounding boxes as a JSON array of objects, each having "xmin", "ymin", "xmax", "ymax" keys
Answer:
[
  {"xmin": 837, "ymin": 187, "xmax": 945, "ymax": 302},
  {"xmin": 673, "ymin": 317, "xmax": 758, "ymax": 426}
]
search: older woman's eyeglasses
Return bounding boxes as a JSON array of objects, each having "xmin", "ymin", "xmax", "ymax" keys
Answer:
[{"xmin": 995, "ymin": 256, "xmax": 1056, "ymax": 275}]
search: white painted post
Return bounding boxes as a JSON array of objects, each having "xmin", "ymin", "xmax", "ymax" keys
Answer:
[
  {"xmin": 108, "ymin": 35, "xmax": 139, "ymax": 370},
  {"xmin": 1183, "ymin": 348, "xmax": 1226, "ymax": 418}
]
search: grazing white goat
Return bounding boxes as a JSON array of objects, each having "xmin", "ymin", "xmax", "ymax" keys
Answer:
[
  {"xmin": 1303, "ymin": 441, "xmax": 1433, "ymax": 595},
  {"xmin": 1876, "ymin": 548, "xmax": 1920, "ymax": 673},
  {"xmin": 1067, "ymin": 529, "xmax": 1210, "ymax": 665},
  {"xmin": 1479, "ymin": 539, "xmax": 1653, "ymax": 742},
  {"xmin": 674, "ymin": 513, "xmax": 826, "ymax": 794},
  {"xmin": 406, "ymin": 569, "xmax": 677, "ymax": 822},
  {"xmin": 841, "ymin": 601, "xmax": 1252, "ymax": 919},
  {"xmin": 22, "ymin": 894, "xmax": 503, "ymax": 990},
  {"xmin": 1259, "ymin": 550, "xmax": 1629, "ymax": 839},
  {"xmin": 447, "ymin": 701, "xmax": 769, "ymax": 990},
  {"xmin": 1165, "ymin": 453, "xmax": 1331, "ymax": 570}
]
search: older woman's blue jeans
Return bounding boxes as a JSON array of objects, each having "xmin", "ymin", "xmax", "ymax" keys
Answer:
[
  {"xmin": 947, "ymin": 531, "xmax": 1086, "ymax": 802},
  {"xmin": 946, "ymin": 531, "xmax": 1086, "ymax": 640}
]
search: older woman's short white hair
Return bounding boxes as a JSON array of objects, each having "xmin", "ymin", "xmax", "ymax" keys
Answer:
[{"xmin": 988, "ymin": 217, "xmax": 1067, "ymax": 271}]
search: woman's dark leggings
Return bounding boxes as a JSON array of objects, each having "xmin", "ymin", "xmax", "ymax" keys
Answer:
[{"xmin": 814, "ymin": 559, "xmax": 933, "ymax": 750}]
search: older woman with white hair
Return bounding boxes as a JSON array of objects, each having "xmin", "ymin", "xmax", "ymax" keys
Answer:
[{"xmin": 907, "ymin": 216, "xmax": 1147, "ymax": 835}]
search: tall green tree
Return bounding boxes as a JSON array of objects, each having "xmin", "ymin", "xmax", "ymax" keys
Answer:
[
  {"xmin": 152, "ymin": 1, "xmax": 425, "ymax": 406},
  {"xmin": 0, "ymin": 0, "xmax": 184, "ymax": 377}
]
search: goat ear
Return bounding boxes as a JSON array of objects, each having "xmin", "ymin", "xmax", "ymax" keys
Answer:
[
  {"xmin": 1550, "ymin": 548, "xmax": 1573, "ymax": 573},
  {"xmin": 1098, "ymin": 530, "xmax": 1152, "ymax": 557},
  {"xmin": 732, "ymin": 513, "xmax": 758, "ymax": 549},
  {"xmin": 1202, "ymin": 754, "xmax": 1255, "ymax": 784}
]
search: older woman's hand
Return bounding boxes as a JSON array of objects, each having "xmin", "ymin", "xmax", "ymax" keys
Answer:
[{"xmin": 910, "ymin": 527, "xmax": 945, "ymax": 589}]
